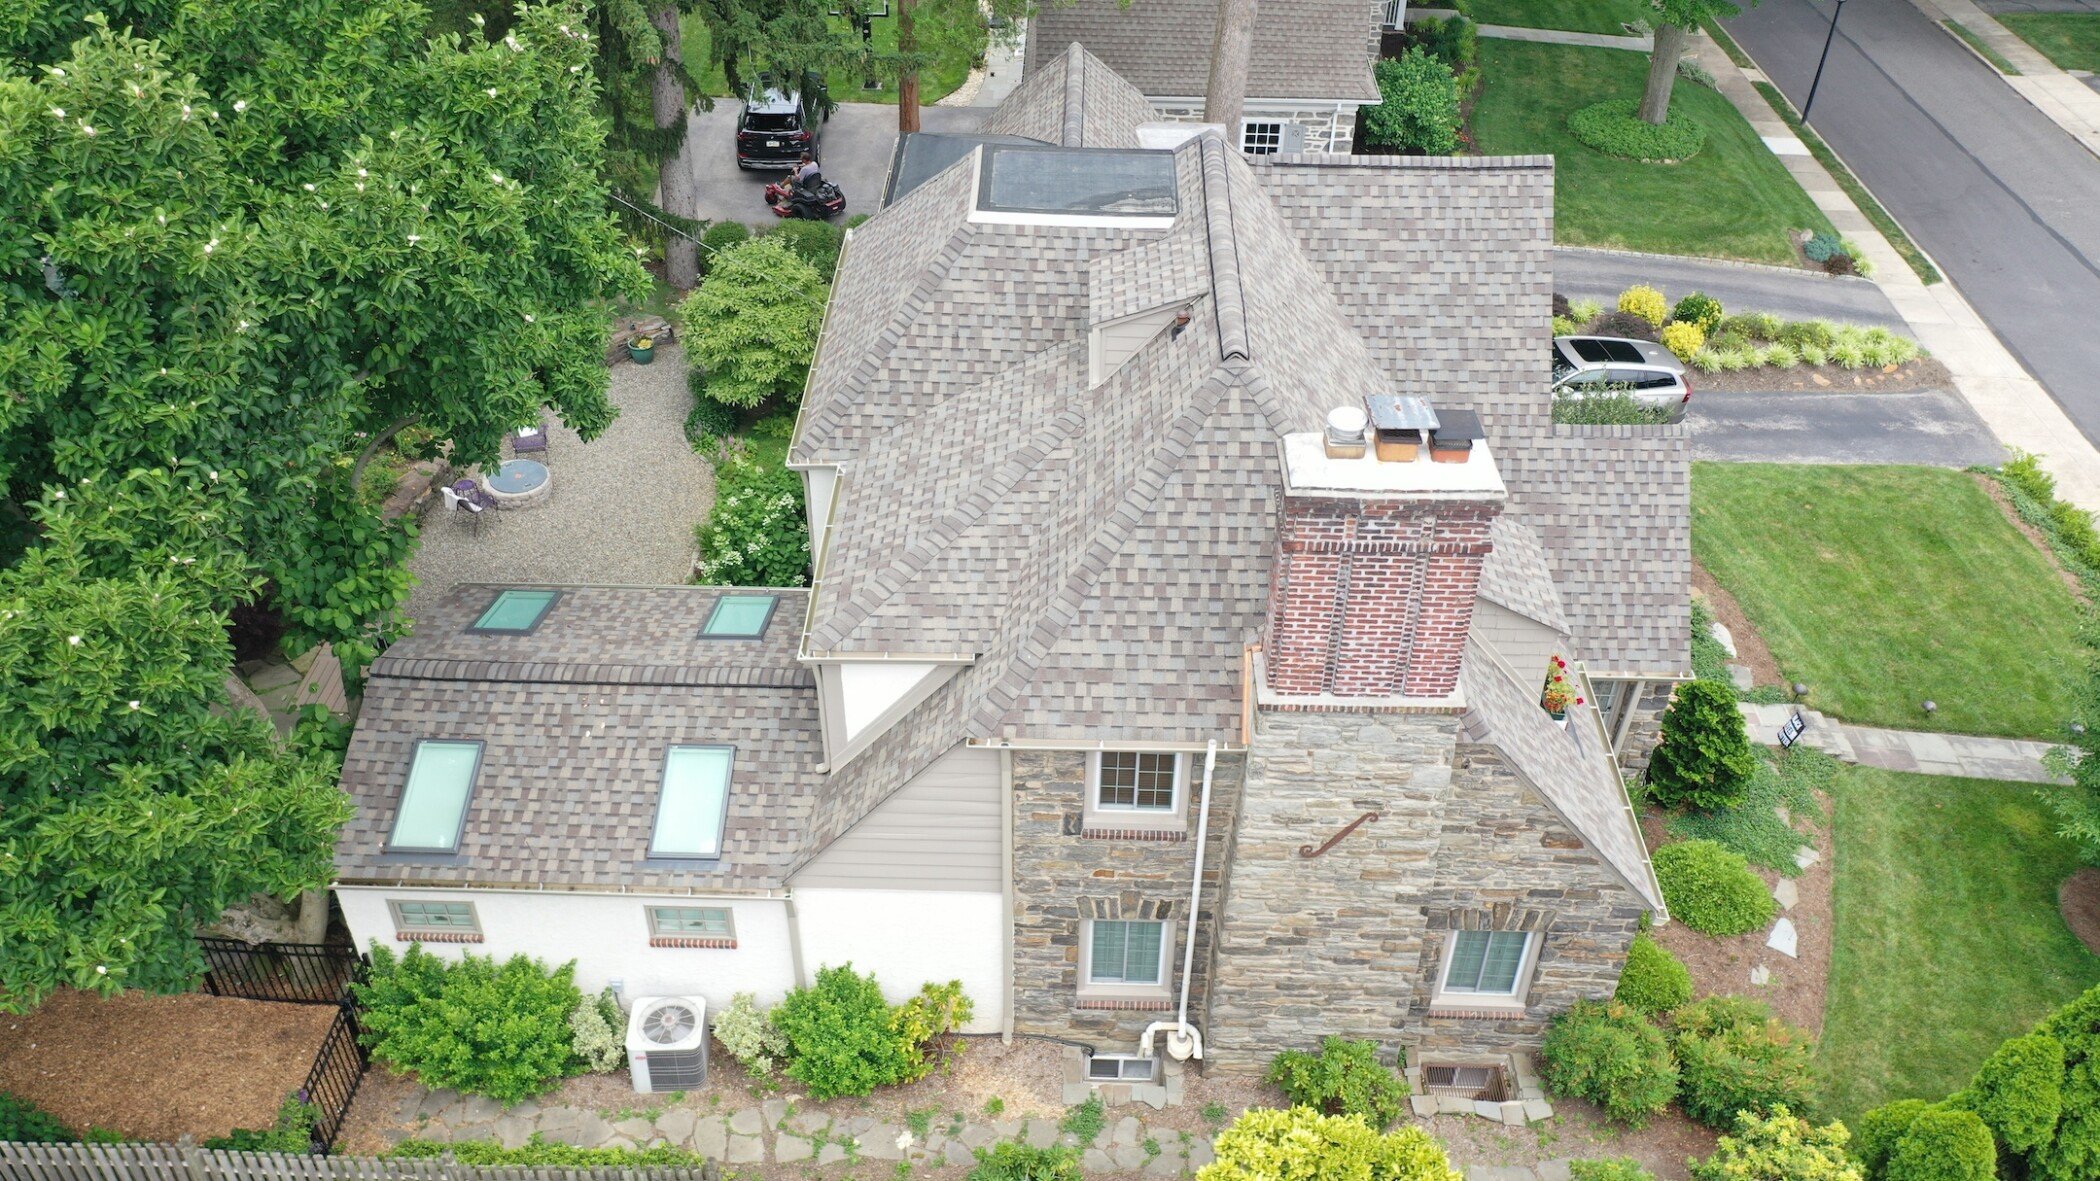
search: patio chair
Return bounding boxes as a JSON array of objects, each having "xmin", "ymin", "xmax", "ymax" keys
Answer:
[
  {"xmin": 441, "ymin": 485, "xmax": 486, "ymax": 535},
  {"xmin": 512, "ymin": 423, "xmax": 550, "ymax": 458}
]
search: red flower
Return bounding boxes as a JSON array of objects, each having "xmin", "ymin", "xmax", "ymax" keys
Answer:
[{"xmin": 1576, "ymin": 697, "xmax": 1585, "ymax": 706}]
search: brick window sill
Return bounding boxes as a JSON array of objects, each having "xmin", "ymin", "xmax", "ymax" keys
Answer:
[
  {"xmin": 397, "ymin": 930, "xmax": 483, "ymax": 943},
  {"xmin": 650, "ymin": 936, "xmax": 738, "ymax": 949},
  {"xmin": 1076, "ymin": 996, "xmax": 1175, "ymax": 1011},
  {"xmin": 1079, "ymin": 827, "xmax": 1187, "ymax": 842},
  {"xmin": 1425, "ymin": 1005, "xmax": 1528, "ymax": 1020}
]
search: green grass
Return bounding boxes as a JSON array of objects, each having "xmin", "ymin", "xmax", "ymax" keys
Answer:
[
  {"xmin": 1945, "ymin": 20, "xmax": 2023, "ymax": 75},
  {"xmin": 1691, "ymin": 463, "xmax": 2083, "ymax": 739},
  {"xmin": 1470, "ymin": 41, "xmax": 1834, "ymax": 265},
  {"xmin": 1470, "ymin": 0, "xmax": 1652, "ymax": 36},
  {"xmin": 681, "ymin": 11, "xmax": 983, "ymax": 106},
  {"xmin": 2000, "ymin": 13, "xmax": 2100, "ymax": 73},
  {"xmin": 1821, "ymin": 766, "xmax": 2099, "ymax": 1122},
  {"xmin": 1748, "ymin": 80, "xmax": 1944, "ymax": 285}
]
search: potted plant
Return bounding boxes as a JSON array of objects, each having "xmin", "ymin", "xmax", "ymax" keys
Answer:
[
  {"xmin": 1540, "ymin": 657, "xmax": 1584, "ymax": 723},
  {"xmin": 627, "ymin": 333, "xmax": 657, "ymax": 365}
]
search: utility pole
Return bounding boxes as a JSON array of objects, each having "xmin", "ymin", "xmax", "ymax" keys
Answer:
[{"xmin": 1801, "ymin": 0, "xmax": 1848, "ymax": 124}]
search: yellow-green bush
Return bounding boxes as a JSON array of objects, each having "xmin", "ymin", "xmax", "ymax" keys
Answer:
[
  {"xmin": 1662, "ymin": 321, "xmax": 1706, "ymax": 362},
  {"xmin": 1618, "ymin": 285, "xmax": 1669, "ymax": 328},
  {"xmin": 1197, "ymin": 1108, "xmax": 1462, "ymax": 1181},
  {"xmin": 1690, "ymin": 1108, "xmax": 1862, "ymax": 1181}
]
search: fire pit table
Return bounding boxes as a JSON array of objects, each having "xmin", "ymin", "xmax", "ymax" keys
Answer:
[{"xmin": 481, "ymin": 458, "xmax": 551, "ymax": 510}]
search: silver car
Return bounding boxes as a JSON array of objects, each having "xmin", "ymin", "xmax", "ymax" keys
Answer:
[{"xmin": 1550, "ymin": 336, "xmax": 1692, "ymax": 421}]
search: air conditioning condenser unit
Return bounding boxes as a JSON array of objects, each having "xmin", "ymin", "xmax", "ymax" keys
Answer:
[{"xmin": 627, "ymin": 995, "xmax": 708, "ymax": 1092}]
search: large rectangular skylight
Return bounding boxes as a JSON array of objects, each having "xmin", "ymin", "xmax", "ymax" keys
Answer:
[
  {"xmin": 978, "ymin": 147, "xmax": 1177, "ymax": 219},
  {"xmin": 651, "ymin": 746, "xmax": 733, "ymax": 859},
  {"xmin": 703, "ymin": 594, "xmax": 778, "ymax": 638},
  {"xmin": 389, "ymin": 740, "xmax": 483, "ymax": 852},
  {"xmin": 471, "ymin": 588, "xmax": 559, "ymax": 634}
]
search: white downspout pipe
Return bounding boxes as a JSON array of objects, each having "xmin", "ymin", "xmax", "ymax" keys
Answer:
[{"xmin": 1143, "ymin": 739, "xmax": 1216, "ymax": 1062}]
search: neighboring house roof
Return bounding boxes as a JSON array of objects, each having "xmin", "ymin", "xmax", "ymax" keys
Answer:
[
  {"xmin": 1025, "ymin": 0, "xmax": 1380, "ymax": 104},
  {"xmin": 335, "ymin": 585, "xmax": 822, "ymax": 892},
  {"xmin": 984, "ymin": 41, "xmax": 1164, "ymax": 148}
]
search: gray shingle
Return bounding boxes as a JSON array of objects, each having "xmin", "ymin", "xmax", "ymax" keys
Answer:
[{"xmin": 1025, "ymin": 0, "xmax": 1380, "ymax": 104}]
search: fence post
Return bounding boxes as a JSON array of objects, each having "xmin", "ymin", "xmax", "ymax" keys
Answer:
[{"xmin": 180, "ymin": 1134, "xmax": 211, "ymax": 1181}]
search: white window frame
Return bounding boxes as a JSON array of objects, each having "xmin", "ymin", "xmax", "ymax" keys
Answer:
[
  {"xmin": 1079, "ymin": 918, "xmax": 1174, "ymax": 1000},
  {"xmin": 388, "ymin": 898, "xmax": 481, "ymax": 936},
  {"xmin": 1240, "ymin": 118, "xmax": 1286, "ymax": 155},
  {"xmin": 1083, "ymin": 752, "xmax": 1186, "ymax": 833},
  {"xmin": 1432, "ymin": 929, "xmax": 1539, "ymax": 1011},
  {"xmin": 646, "ymin": 905, "xmax": 735, "ymax": 939}
]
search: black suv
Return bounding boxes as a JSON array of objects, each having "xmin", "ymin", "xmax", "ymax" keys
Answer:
[{"xmin": 735, "ymin": 74, "xmax": 828, "ymax": 170}]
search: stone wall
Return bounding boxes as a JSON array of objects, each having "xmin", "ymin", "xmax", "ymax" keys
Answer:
[
  {"xmin": 1613, "ymin": 680, "xmax": 1677, "ymax": 774},
  {"xmin": 1147, "ymin": 101, "xmax": 1363, "ymax": 155},
  {"xmin": 1010, "ymin": 749, "xmax": 1246, "ymax": 1049}
]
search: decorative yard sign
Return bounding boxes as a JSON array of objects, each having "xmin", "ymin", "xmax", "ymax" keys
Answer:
[{"xmin": 1778, "ymin": 710, "xmax": 1808, "ymax": 749}]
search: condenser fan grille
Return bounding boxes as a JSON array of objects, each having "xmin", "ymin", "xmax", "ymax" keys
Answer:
[{"xmin": 642, "ymin": 1002, "xmax": 698, "ymax": 1044}]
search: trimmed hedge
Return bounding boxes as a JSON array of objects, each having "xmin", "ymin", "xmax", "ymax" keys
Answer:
[
  {"xmin": 1615, "ymin": 932, "xmax": 1693, "ymax": 1015},
  {"xmin": 1670, "ymin": 996, "xmax": 1821, "ymax": 1130},
  {"xmin": 1886, "ymin": 1107, "xmax": 1996, "ymax": 1181},
  {"xmin": 1540, "ymin": 999, "xmax": 1680, "ymax": 1127},
  {"xmin": 1955, "ymin": 1032, "xmax": 2064, "ymax": 1155},
  {"xmin": 1568, "ymin": 99, "xmax": 1708, "ymax": 162},
  {"xmin": 1653, "ymin": 840, "xmax": 1777, "ymax": 937}
]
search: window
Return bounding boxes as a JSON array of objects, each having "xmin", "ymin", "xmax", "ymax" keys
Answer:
[
  {"xmin": 651, "ymin": 746, "xmax": 733, "ymax": 858},
  {"xmin": 1086, "ymin": 1055, "xmax": 1159, "ymax": 1082},
  {"xmin": 388, "ymin": 740, "xmax": 483, "ymax": 853},
  {"xmin": 1088, "ymin": 920, "xmax": 1166, "ymax": 986},
  {"xmin": 389, "ymin": 899, "xmax": 480, "ymax": 935},
  {"xmin": 648, "ymin": 906, "xmax": 734, "ymax": 937},
  {"xmin": 1095, "ymin": 752, "xmax": 1179, "ymax": 811},
  {"xmin": 471, "ymin": 588, "xmax": 559, "ymax": 634},
  {"xmin": 1240, "ymin": 120, "xmax": 1285, "ymax": 155},
  {"xmin": 703, "ymin": 594, "xmax": 779, "ymax": 638},
  {"xmin": 1442, "ymin": 931, "xmax": 1533, "ymax": 995}
]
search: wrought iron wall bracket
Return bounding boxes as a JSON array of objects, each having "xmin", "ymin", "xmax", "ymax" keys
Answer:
[{"xmin": 1299, "ymin": 811, "xmax": 1380, "ymax": 858}]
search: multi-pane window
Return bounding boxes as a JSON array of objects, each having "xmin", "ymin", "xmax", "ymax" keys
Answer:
[
  {"xmin": 472, "ymin": 588, "xmax": 559, "ymax": 633},
  {"xmin": 1088, "ymin": 920, "xmax": 1166, "ymax": 986},
  {"xmin": 1443, "ymin": 930, "xmax": 1532, "ymax": 995},
  {"xmin": 648, "ymin": 906, "xmax": 734, "ymax": 938},
  {"xmin": 390, "ymin": 900, "xmax": 479, "ymax": 934},
  {"xmin": 651, "ymin": 746, "xmax": 733, "ymax": 858},
  {"xmin": 389, "ymin": 740, "xmax": 483, "ymax": 852},
  {"xmin": 703, "ymin": 594, "xmax": 778, "ymax": 638},
  {"xmin": 1096, "ymin": 752, "xmax": 1177, "ymax": 811},
  {"xmin": 1240, "ymin": 121, "xmax": 1285, "ymax": 155}
]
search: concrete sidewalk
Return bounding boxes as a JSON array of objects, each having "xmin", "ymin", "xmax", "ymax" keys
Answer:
[
  {"xmin": 1741, "ymin": 702, "xmax": 2067, "ymax": 783},
  {"xmin": 1914, "ymin": 0, "xmax": 2100, "ymax": 158},
  {"xmin": 1475, "ymin": 23, "xmax": 1652, "ymax": 49}
]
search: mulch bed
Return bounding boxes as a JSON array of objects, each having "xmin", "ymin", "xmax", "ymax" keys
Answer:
[
  {"xmin": 0, "ymin": 989, "xmax": 336, "ymax": 1142},
  {"xmin": 2061, "ymin": 869, "xmax": 2100, "ymax": 957},
  {"xmin": 1425, "ymin": 1100, "xmax": 1718, "ymax": 1181},
  {"xmin": 1692, "ymin": 356, "xmax": 1951, "ymax": 394}
]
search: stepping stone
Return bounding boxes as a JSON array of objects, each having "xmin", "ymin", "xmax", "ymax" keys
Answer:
[
  {"xmin": 1522, "ymin": 1099, "xmax": 1554, "ymax": 1123},
  {"xmin": 1750, "ymin": 964, "xmax": 1771, "ymax": 986},
  {"xmin": 657, "ymin": 1109, "xmax": 696, "ymax": 1144},
  {"xmin": 537, "ymin": 1109, "xmax": 584, "ymax": 1142},
  {"xmin": 1411, "ymin": 1096, "xmax": 1438, "ymax": 1118},
  {"xmin": 1538, "ymin": 1163, "xmax": 1574, "ymax": 1181},
  {"xmin": 1773, "ymin": 878, "xmax": 1799, "ymax": 910},
  {"xmin": 945, "ymin": 1140, "xmax": 975, "ymax": 1166},
  {"xmin": 777, "ymin": 1135, "xmax": 814, "ymax": 1163},
  {"xmin": 761, "ymin": 1099, "xmax": 789, "ymax": 1129},
  {"xmin": 1083, "ymin": 1149, "xmax": 1115, "ymax": 1172},
  {"xmin": 1189, "ymin": 1141, "xmax": 1215, "ymax": 1167},
  {"xmin": 492, "ymin": 1115, "xmax": 534, "ymax": 1149},
  {"xmin": 961, "ymin": 1124, "xmax": 999, "ymax": 1149},
  {"xmin": 817, "ymin": 1143, "xmax": 849, "ymax": 1165},
  {"xmin": 787, "ymin": 1109, "xmax": 831, "ymax": 1135},
  {"xmin": 1709, "ymin": 620, "xmax": 1736, "ymax": 657},
  {"xmin": 1467, "ymin": 1168, "xmax": 1538, "ymax": 1181},
  {"xmin": 458, "ymin": 1095, "xmax": 505, "ymax": 1123},
  {"xmin": 1022, "ymin": 1118, "xmax": 1060, "ymax": 1148},
  {"xmin": 861, "ymin": 1124, "xmax": 906, "ymax": 1160},
  {"xmin": 690, "ymin": 1116, "xmax": 728, "ymax": 1158},
  {"xmin": 575, "ymin": 1114, "xmax": 615, "ymax": 1148},
  {"xmin": 726, "ymin": 1134, "xmax": 764, "ymax": 1163},
  {"xmin": 1111, "ymin": 1145, "xmax": 1148, "ymax": 1171},
  {"xmin": 1112, "ymin": 1116, "xmax": 1142, "ymax": 1147},
  {"xmin": 728, "ymin": 1108, "xmax": 764, "ymax": 1136},
  {"xmin": 1775, "ymin": 805, "xmax": 1791, "ymax": 825},
  {"xmin": 1768, "ymin": 917, "xmax": 1799, "ymax": 958},
  {"xmin": 1729, "ymin": 664, "xmax": 1755, "ymax": 692},
  {"xmin": 614, "ymin": 1118, "xmax": 655, "ymax": 1143},
  {"xmin": 1794, "ymin": 845, "xmax": 1822, "ymax": 870},
  {"xmin": 1144, "ymin": 1147, "xmax": 1184, "ymax": 1176}
]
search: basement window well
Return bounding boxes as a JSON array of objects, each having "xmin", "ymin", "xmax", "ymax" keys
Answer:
[
  {"xmin": 1420, "ymin": 1062, "xmax": 1510, "ymax": 1102},
  {"xmin": 1086, "ymin": 1054, "xmax": 1159, "ymax": 1083}
]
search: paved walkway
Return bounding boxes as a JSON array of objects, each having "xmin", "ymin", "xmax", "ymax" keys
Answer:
[
  {"xmin": 1914, "ymin": 0, "xmax": 2100, "ymax": 158},
  {"xmin": 1741, "ymin": 702, "xmax": 2068, "ymax": 782},
  {"xmin": 1475, "ymin": 23, "xmax": 1652, "ymax": 49}
]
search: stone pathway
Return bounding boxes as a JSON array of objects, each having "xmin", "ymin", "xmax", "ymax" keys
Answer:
[
  {"xmin": 1475, "ymin": 23, "xmax": 1652, "ymax": 50},
  {"xmin": 1740, "ymin": 702, "xmax": 2067, "ymax": 784}
]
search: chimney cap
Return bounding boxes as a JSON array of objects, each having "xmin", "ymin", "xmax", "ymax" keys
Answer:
[
  {"xmin": 1326, "ymin": 405, "xmax": 1369, "ymax": 436},
  {"xmin": 1430, "ymin": 409, "xmax": 1484, "ymax": 443},
  {"xmin": 1365, "ymin": 394, "xmax": 1439, "ymax": 433}
]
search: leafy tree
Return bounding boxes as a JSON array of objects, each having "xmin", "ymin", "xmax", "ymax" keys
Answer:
[
  {"xmin": 1642, "ymin": 0, "xmax": 1757, "ymax": 127},
  {"xmin": 1647, "ymin": 679, "xmax": 1759, "ymax": 810},
  {"xmin": 1196, "ymin": 1107, "xmax": 1462, "ymax": 1181},
  {"xmin": 678, "ymin": 236, "xmax": 827, "ymax": 409},
  {"xmin": 1364, "ymin": 49, "xmax": 1461, "ymax": 154}
]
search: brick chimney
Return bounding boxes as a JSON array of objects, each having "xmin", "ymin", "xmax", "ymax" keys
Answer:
[{"xmin": 1264, "ymin": 404, "xmax": 1505, "ymax": 700}]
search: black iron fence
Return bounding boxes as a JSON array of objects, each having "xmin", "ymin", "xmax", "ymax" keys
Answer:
[
  {"xmin": 300, "ymin": 1003, "xmax": 370, "ymax": 1154},
  {"xmin": 199, "ymin": 937, "xmax": 364, "ymax": 1005}
]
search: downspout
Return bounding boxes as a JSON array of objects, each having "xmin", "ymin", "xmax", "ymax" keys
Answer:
[
  {"xmin": 1000, "ymin": 747, "xmax": 1017, "ymax": 1044},
  {"xmin": 784, "ymin": 891, "xmax": 809, "ymax": 990},
  {"xmin": 1143, "ymin": 739, "xmax": 1216, "ymax": 1061}
]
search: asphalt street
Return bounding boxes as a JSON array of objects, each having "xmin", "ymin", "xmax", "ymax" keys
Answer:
[
  {"xmin": 1554, "ymin": 247, "xmax": 1908, "ymax": 328},
  {"xmin": 1723, "ymin": 0, "xmax": 2100, "ymax": 444},
  {"xmin": 1686, "ymin": 388, "xmax": 2008, "ymax": 465}
]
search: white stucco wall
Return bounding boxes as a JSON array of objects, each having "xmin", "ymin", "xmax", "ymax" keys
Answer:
[
  {"xmin": 793, "ymin": 888, "xmax": 1006, "ymax": 1033},
  {"xmin": 337, "ymin": 886, "xmax": 797, "ymax": 1008}
]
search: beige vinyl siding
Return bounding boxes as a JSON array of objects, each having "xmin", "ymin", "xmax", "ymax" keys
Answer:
[
  {"xmin": 1091, "ymin": 305, "xmax": 1184, "ymax": 386},
  {"xmin": 1473, "ymin": 599, "xmax": 1568, "ymax": 685},
  {"xmin": 791, "ymin": 744, "xmax": 1002, "ymax": 891}
]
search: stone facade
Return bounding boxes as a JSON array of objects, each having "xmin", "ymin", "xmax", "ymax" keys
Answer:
[
  {"xmin": 1147, "ymin": 100, "xmax": 1365, "ymax": 155},
  {"xmin": 1612, "ymin": 680, "xmax": 1678, "ymax": 774},
  {"xmin": 1010, "ymin": 749, "xmax": 1246, "ymax": 1049}
]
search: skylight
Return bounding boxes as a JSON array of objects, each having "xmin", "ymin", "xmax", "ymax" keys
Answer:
[
  {"xmin": 389, "ymin": 740, "xmax": 483, "ymax": 852},
  {"xmin": 651, "ymin": 746, "xmax": 733, "ymax": 859},
  {"xmin": 472, "ymin": 588, "xmax": 559, "ymax": 633},
  {"xmin": 978, "ymin": 147, "xmax": 1177, "ymax": 220},
  {"xmin": 703, "ymin": 594, "xmax": 778, "ymax": 638}
]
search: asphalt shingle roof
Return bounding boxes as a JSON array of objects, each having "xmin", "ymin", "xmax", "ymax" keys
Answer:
[{"xmin": 1025, "ymin": 0, "xmax": 1380, "ymax": 104}]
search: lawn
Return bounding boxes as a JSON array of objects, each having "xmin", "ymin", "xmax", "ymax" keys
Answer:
[
  {"xmin": 1999, "ymin": 13, "xmax": 2100, "ymax": 72},
  {"xmin": 1469, "ymin": 41, "xmax": 1835, "ymax": 265},
  {"xmin": 1691, "ymin": 463, "xmax": 2082, "ymax": 739},
  {"xmin": 1470, "ymin": 0, "xmax": 1654, "ymax": 36},
  {"xmin": 1821, "ymin": 766, "xmax": 2099, "ymax": 1121},
  {"xmin": 680, "ymin": 11, "xmax": 983, "ymax": 106}
]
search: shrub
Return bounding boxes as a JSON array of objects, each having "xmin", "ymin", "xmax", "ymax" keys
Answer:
[
  {"xmin": 1654, "ymin": 841, "xmax": 1776, "ymax": 937},
  {"xmin": 1855, "ymin": 1099, "xmax": 1935, "ymax": 1178},
  {"xmin": 1776, "ymin": 318, "xmax": 1835, "ymax": 349},
  {"xmin": 1569, "ymin": 297, "xmax": 1603, "ymax": 324},
  {"xmin": 2023, "ymin": 983, "xmax": 2100, "ymax": 1181},
  {"xmin": 1673, "ymin": 292, "xmax": 1725, "ymax": 333},
  {"xmin": 1196, "ymin": 1107, "xmax": 1463, "ymax": 1181},
  {"xmin": 1804, "ymin": 232, "xmax": 1845, "ymax": 263},
  {"xmin": 204, "ymin": 1093, "xmax": 319, "ymax": 1153},
  {"xmin": 1615, "ymin": 933, "xmax": 1693, "ymax": 1015},
  {"xmin": 1413, "ymin": 15, "xmax": 1479, "ymax": 71},
  {"xmin": 1662, "ymin": 321, "xmax": 1706, "ymax": 362},
  {"xmin": 771, "ymin": 963, "xmax": 915, "ymax": 1100},
  {"xmin": 697, "ymin": 219, "xmax": 750, "ymax": 276},
  {"xmin": 1570, "ymin": 1161, "xmax": 1657, "ymax": 1181},
  {"xmin": 1647, "ymin": 680, "xmax": 1759, "ymax": 811},
  {"xmin": 1756, "ymin": 343, "xmax": 1799, "ymax": 369},
  {"xmin": 1539, "ymin": 1000, "xmax": 1679, "ymax": 1127},
  {"xmin": 1617, "ymin": 284, "xmax": 1670, "ymax": 328},
  {"xmin": 694, "ymin": 449, "xmax": 810, "ymax": 586},
  {"xmin": 1678, "ymin": 57, "xmax": 1719, "ymax": 88},
  {"xmin": 1799, "ymin": 343, "xmax": 1830, "ymax": 366},
  {"xmin": 844, "ymin": 212, "xmax": 871, "ymax": 229},
  {"xmin": 1691, "ymin": 1108, "xmax": 1863, "ymax": 1181},
  {"xmin": 1060, "ymin": 1095, "xmax": 1106, "ymax": 1142},
  {"xmin": 766, "ymin": 219, "xmax": 846, "ymax": 281},
  {"xmin": 1670, "ymin": 748, "xmax": 1830, "ymax": 876},
  {"xmin": 1267, "ymin": 1037, "xmax": 1411, "ymax": 1130},
  {"xmin": 677, "ymin": 236, "xmax": 828, "ymax": 410},
  {"xmin": 1569, "ymin": 99, "xmax": 1708, "ymax": 162},
  {"xmin": 1957, "ymin": 1033, "xmax": 2064, "ymax": 1155},
  {"xmin": 354, "ymin": 944, "xmax": 583, "ymax": 1103},
  {"xmin": 0, "ymin": 1091, "xmax": 76, "ymax": 1143},
  {"xmin": 1552, "ymin": 393, "xmax": 1675, "ymax": 425},
  {"xmin": 392, "ymin": 1136, "xmax": 709, "ymax": 1165},
  {"xmin": 1886, "ymin": 1107, "xmax": 1995, "ymax": 1181},
  {"xmin": 1553, "ymin": 315, "xmax": 1581, "ymax": 337},
  {"xmin": 712, "ymin": 990, "xmax": 792, "ymax": 1076},
  {"xmin": 1671, "ymin": 996, "xmax": 1821, "ymax": 1129},
  {"xmin": 1365, "ymin": 50, "xmax": 1462, "ymax": 154},
  {"xmin": 567, "ymin": 989, "xmax": 624, "ymax": 1074},
  {"xmin": 1590, "ymin": 309, "xmax": 1661, "ymax": 341},
  {"xmin": 971, "ymin": 1141, "xmax": 1083, "ymax": 1181},
  {"xmin": 685, "ymin": 368, "xmax": 740, "ymax": 454},
  {"xmin": 893, "ymin": 979, "xmax": 974, "ymax": 1083}
]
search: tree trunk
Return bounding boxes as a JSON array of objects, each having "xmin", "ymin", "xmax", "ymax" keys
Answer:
[
  {"xmin": 295, "ymin": 888, "xmax": 331, "ymax": 945},
  {"xmin": 1639, "ymin": 23, "xmax": 1689, "ymax": 126},
  {"xmin": 1204, "ymin": 0, "xmax": 1259, "ymax": 133},
  {"xmin": 897, "ymin": 0, "xmax": 921, "ymax": 134},
  {"xmin": 650, "ymin": 2, "xmax": 699, "ymax": 288}
]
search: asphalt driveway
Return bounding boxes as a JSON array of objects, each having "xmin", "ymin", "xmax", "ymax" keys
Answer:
[
  {"xmin": 1686, "ymin": 388, "xmax": 2007, "ymax": 465},
  {"xmin": 1554, "ymin": 248, "xmax": 1908, "ymax": 330},
  {"xmin": 688, "ymin": 101, "xmax": 991, "ymax": 228}
]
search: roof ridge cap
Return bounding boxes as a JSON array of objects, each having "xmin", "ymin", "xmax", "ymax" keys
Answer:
[
  {"xmin": 1063, "ymin": 42, "xmax": 1087, "ymax": 146},
  {"xmin": 1199, "ymin": 137, "xmax": 1251, "ymax": 362}
]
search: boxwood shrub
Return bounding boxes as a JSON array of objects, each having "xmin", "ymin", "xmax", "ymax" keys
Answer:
[
  {"xmin": 354, "ymin": 944, "xmax": 585, "ymax": 1103},
  {"xmin": 1653, "ymin": 840, "xmax": 1777, "ymax": 937},
  {"xmin": 1669, "ymin": 996, "xmax": 1821, "ymax": 1130},
  {"xmin": 1855, "ymin": 1099, "xmax": 1935, "ymax": 1177},
  {"xmin": 1540, "ymin": 999, "xmax": 1679, "ymax": 1127},
  {"xmin": 1615, "ymin": 932, "xmax": 1694, "ymax": 1015},
  {"xmin": 1887, "ymin": 1107, "xmax": 1996, "ymax": 1181},
  {"xmin": 1568, "ymin": 99, "xmax": 1707, "ymax": 162},
  {"xmin": 1953, "ymin": 1032, "xmax": 2064, "ymax": 1155},
  {"xmin": 1266, "ymin": 1036, "xmax": 1411, "ymax": 1130}
]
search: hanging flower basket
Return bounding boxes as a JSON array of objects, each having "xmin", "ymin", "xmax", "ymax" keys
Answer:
[
  {"xmin": 1540, "ymin": 655, "xmax": 1584, "ymax": 720},
  {"xmin": 627, "ymin": 335, "xmax": 656, "ymax": 364}
]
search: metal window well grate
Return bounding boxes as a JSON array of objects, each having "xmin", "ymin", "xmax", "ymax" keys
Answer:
[{"xmin": 1422, "ymin": 1063, "xmax": 1508, "ymax": 1101}]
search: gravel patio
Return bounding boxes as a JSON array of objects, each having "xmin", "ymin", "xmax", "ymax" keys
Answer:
[{"xmin": 403, "ymin": 345, "xmax": 713, "ymax": 630}]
